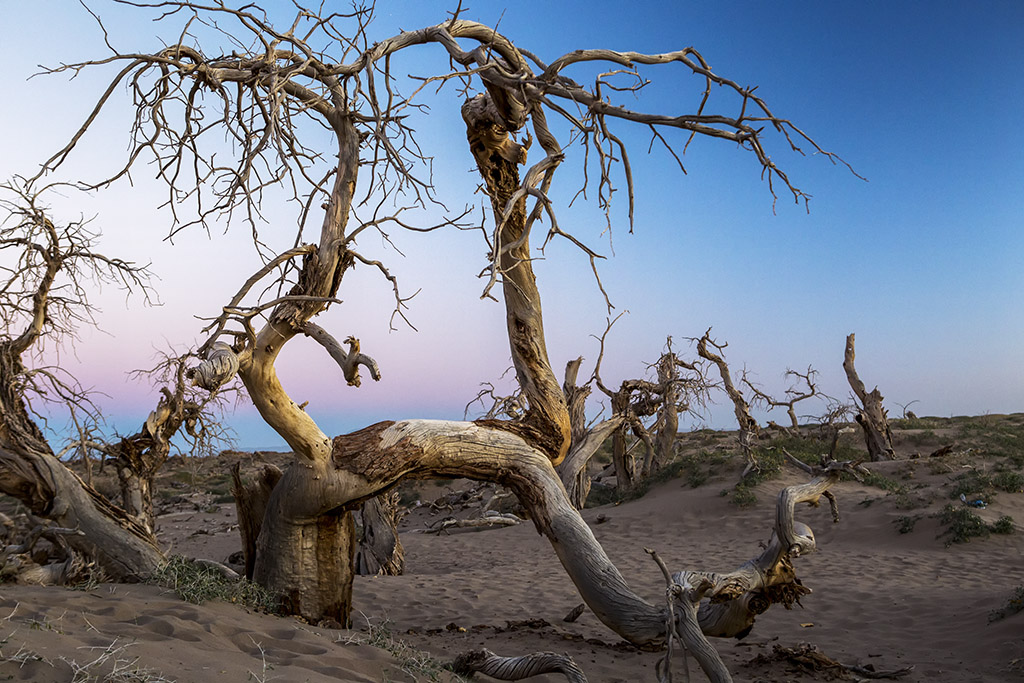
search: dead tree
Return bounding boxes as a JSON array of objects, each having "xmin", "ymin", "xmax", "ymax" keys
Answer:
[
  {"xmin": 96, "ymin": 354, "xmax": 230, "ymax": 533},
  {"xmin": 0, "ymin": 181, "xmax": 164, "ymax": 580},
  {"xmin": 26, "ymin": 3, "xmax": 857, "ymax": 678},
  {"xmin": 696, "ymin": 330, "xmax": 761, "ymax": 476},
  {"xmin": 843, "ymin": 333, "xmax": 894, "ymax": 460},
  {"xmin": 743, "ymin": 366, "xmax": 820, "ymax": 436},
  {"xmin": 650, "ymin": 337, "xmax": 708, "ymax": 473},
  {"xmin": 592, "ymin": 319, "xmax": 651, "ymax": 493}
]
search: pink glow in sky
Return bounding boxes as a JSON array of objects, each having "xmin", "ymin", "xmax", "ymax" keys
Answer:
[{"xmin": 2, "ymin": 1, "xmax": 1022, "ymax": 449}]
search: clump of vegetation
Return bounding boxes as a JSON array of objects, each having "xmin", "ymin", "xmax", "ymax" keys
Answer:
[
  {"xmin": 344, "ymin": 619, "xmax": 464, "ymax": 683},
  {"xmin": 861, "ymin": 471, "xmax": 904, "ymax": 493},
  {"xmin": 993, "ymin": 471, "xmax": 1024, "ymax": 493},
  {"xmin": 767, "ymin": 434, "xmax": 860, "ymax": 465},
  {"xmin": 725, "ymin": 448, "xmax": 788, "ymax": 507},
  {"xmin": 950, "ymin": 468, "xmax": 1024, "ymax": 504},
  {"xmin": 988, "ymin": 586, "xmax": 1024, "ymax": 623},
  {"xmin": 585, "ymin": 450, "xmax": 731, "ymax": 507},
  {"xmin": 730, "ymin": 486, "xmax": 758, "ymax": 508},
  {"xmin": 938, "ymin": 506, "xmax": 1016, "ymax": 547},
  {"xmin": 894, "ymin": 515, "xmax": 920, "ymax": 534},
  {"xmin": 992, "ymin": 515, "xmax": 1016, "ymax": 535},
  {"xmin": 938, "ymin": 505, "xmax": 990, "ymax": 546},
  {"xmin": 902, "ymin": 429, "xmax": 939, "ymax": 446},
  {"xmin": 956, "ymin": 418, "xmax": 1024, "ymax": 463},
  {"xmin": 890, "ymin": 415, "xmax": 941, "ymax": 431},
  {"xmin": 149, "ymin": 556, "xmax": 277, "ymax": 612}
]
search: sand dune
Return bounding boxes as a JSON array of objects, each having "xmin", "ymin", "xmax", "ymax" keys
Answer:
[{"xmin": 1, "ymin": 443, "xmax": 1022, "ymax": 682}]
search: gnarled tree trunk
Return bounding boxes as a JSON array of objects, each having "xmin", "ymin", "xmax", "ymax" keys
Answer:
[
  {"xmin": 843, "ymin": 333, "xmax": 894, "ymax": 460},
  {"xmin": 697, "ymin": 331, "xmax": 760, "ymax": 476},
  {"xmin": 355, "ymin": 492, "xmax": 405, "ymax": 576}
]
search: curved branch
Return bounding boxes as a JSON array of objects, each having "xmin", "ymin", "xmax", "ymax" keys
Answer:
[{"xmin": 301, "ymin": 324, "xmax": 381, "ymax": 387}]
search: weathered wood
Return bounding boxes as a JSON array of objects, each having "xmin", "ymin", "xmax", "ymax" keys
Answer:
[
  {"xmin": 843, "ymin": 334, "xmax": 894, "ymax": 460},
  {"xmin": 697, "ymin": 331, "xmax": 760, "ymax": 475},
  {"xmin": 230, "ymin": 462, "xmax": 282, "ymax": 580},
  {"xmin": 0, "ymin": 445, "xmax": 163, "ymax": 581},
  {"xmin": 452, "ymin": 648, "xmax": 589, "ymax": 683},
  {"xmin": 463, "ymin": 93, "xmax": 571, "ymax": 465},
  {"xmin": 424, "ymin": 513, "xmax": 522, "ymax": 534},
  {"xmin": 557, "ymin": 416, "xmax": 623, "ymax": 509},
  {"xmin": 355, "ymin": 492, "xmax": 405, "ymax": 575}
]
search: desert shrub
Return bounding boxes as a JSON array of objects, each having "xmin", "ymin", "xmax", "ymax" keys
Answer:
[
  {"xmin": 585, "ymin": 450, "xmax": 731, "ymax": 507},
  {"xmin": 992, "ymin": 471, "xmax": 1024, "ymax": 493},
  {"xmin": 767, "ymin": 434, "xmax": 860, "ymax": 465},
  {"xmin": 894, "ymin": 515, "xmax": 920, "ymax": 534},
  {"xmin": 891, "ymin": 415, "xmax": 942, "ymax": 431},
  {"xmin": 938, "ymin": 507, "xmax": 1015, "ymax": 546},
  {"xmin": 992, "ymin": 515, "xmax": 1016, "ymax": 535},
  {"xmin": 862, "ymin": 471, "xmax": 904, "ymax": 493},
  {"xmin": 957, "ymin": 419, "xmax": 1024, "ymax": 462},
  {"xmin": 584, "ymin": 483, "xmax": 622, "ymax": 508},
  {"xmin": 938, "ymin": 505, "xmax": 990, "ymax": 546},
  {"xmin": 730, "ymin": 486, "xmax": 757, "ymax": 508},
  {"xmin": 150, "ymin": 556, "xmax": 277, "ymax": 612},
  {"xmin": 950, "ymin": 470, "xmax": 996, "ymax": 502},
  {"xmin": 904, "ymin": 429, "xmax": 938, "ymax": 445},
  {"xmin": 989, "ymin": 586, "xmax": 1024, "ymax": 623},
  {"xmin": 346, "ymin": 619, "xmax": 461, "ymax": 682},
  {"xmin": 892, "ymin": 492, "xmax": 919, "ymax": 511},
  {"xmin": 744, "ymin": 448, "xmax": 785, "ymax": 485}
]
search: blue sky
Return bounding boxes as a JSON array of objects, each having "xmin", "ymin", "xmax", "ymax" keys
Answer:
[{"xmin": 1, "ymin": 1, "xmax": 1021, "ymax": 449}]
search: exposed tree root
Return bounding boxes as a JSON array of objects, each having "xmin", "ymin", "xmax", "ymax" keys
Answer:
[
  {"xmin": 745, "ymin": 643, "xmax": 914, "ymax": 680},
  {"xmin": 423, "ymin": 513, "xmax": 523, "ymax": 535}
]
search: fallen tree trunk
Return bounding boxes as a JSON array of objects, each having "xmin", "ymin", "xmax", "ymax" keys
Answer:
[
  {"xmin": 0, "ymin": 445, "xmax": 164, "ymax": 581},
  {"xmin": 254, "ymin": 417, "xmax": 855, "ymax": 659}
]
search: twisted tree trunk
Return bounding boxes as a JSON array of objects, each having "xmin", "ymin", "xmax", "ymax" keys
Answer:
[
  {"xmin": 0, "ymin": 342, "xmax": 164, "ymax": 581},
  {"xmin": 843, "ymin": 334, "xmax": 894, "ymax": 461},
  {"xmin": 355, "ymin": 492, "xmax": 405, "ymax": 576}
]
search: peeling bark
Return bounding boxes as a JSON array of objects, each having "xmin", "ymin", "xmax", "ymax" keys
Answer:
[
  {"xmin": 463, "ymin": 93, "xmax": 571, "ymax": 465},
  {"xmin": 355, "ymin": 492, "xmax": 405, "ymax": 576},
  {"xmin": 231, "ymin": 462, "xmax": 282, "ymax": 580}
]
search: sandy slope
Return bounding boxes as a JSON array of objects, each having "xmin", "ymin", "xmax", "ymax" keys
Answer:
[{"xmin": 0, "ymin": 453, "xmax": 1022, "ymax": 682}]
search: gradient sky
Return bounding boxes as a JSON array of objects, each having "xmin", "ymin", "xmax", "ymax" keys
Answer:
[{"xmin": 1, "ymin": 1, "xmax": 1021, "ymax": 450}]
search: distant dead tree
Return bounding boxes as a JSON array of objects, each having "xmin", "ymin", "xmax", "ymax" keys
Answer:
[
  {"xmin": 0, "ymin": 180, "xmax": 165, "ymax": 580},
  {"xmin": 589, "ymin": 325, "xmax": 710, "ymax": 494},
  {"xmin": 9, "ymin": 2, "xmax": 860, "ymax": 679},
  {"xmin": 695, "ymin": 329, "xmax": 761, "ymax": 477},
  {"xmin": 556, "ymin": 356, "xmax": 623, "ymax": 509},
  {"xmin": 743, "ymin": 365, "xmax": 821, "ymax": 436},
  {"xmin": 64, "ymin": 352, "xmax": 232, "ymax": 534},
  {"xmin": 843, "ymin": 333, "xmax": 894, "ymax": 460}
]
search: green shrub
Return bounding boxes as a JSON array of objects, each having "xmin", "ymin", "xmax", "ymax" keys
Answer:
[
  {"xmin": 731, "ymin": 486, "xmax": 757, "ymax": 508},
  {"xmin": 992, "ymin": 515, "xmax": 1016, "ymax": 535},
  {"xmin": 993, "ymin": 471, "xmax": 1024, "ymax": 493},
  {"xmin": 894, "ymin": 515, "xmax": 919, "ymax": 534},
  {"xmin": 989, "ymin": 586, "xmax": 1024, "ymax": 623},
  {"xmin": 938, "ymin": 507, "xmax": 1015, "ymax": 546},
  {"xmin": 938, "ymin": 505, "xmax": 990, "ymax": 546},
  {"xmin": 149, "ymin": 556, "xmax": 277, "ymax": 612},
  {"xmin": 862, "ymin": 471, "xmax": 904, "ymax": 493}
]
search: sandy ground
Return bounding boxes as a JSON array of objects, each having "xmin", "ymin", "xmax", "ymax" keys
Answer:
[{"xmin": 0, "ymin": 446, "xmax": 1022, "ymax": 682}]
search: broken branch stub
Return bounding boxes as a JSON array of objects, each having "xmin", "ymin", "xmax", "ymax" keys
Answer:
[{"xmin": 191, "ymin": 343, "xmax": 239, "ymax": 392}]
